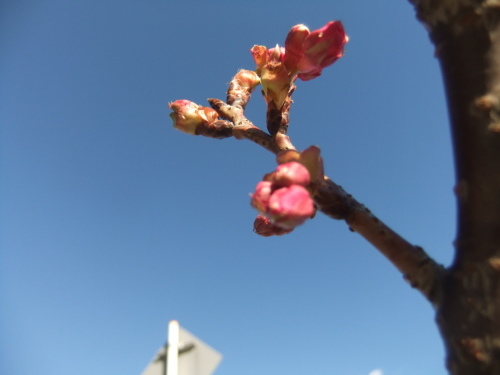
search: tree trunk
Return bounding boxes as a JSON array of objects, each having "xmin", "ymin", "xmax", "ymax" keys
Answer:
[{"xmin": 410, "ymin": 1, "xmax": 500, "ymax": 374}]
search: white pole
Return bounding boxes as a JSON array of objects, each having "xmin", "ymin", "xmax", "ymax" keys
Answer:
[{"xmin": 167, "ymin": 320, "xmax": 179, "ymax": 375}]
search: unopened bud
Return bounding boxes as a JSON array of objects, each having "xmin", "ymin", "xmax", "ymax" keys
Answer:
[
  {"xmin": 273, "ymin": 161, "xmax": 311, "ymax": 187},
  {"xmin": 260, "ymin": 46, "xmax": 290, "ymax": 109},
  {"xmin": 228, "ymin": 69, "xmax": 261, "ymax": 107},
  {"xmin": 169, "ymin": 100, "xmax": 219, "ymax": 135},
  {"xmin": 234, "ymin": 69, "xmax": 260, "ymax": 91},
  {"xmin": 267, "ymin": 185, "xmax": 315, "ymax": 230},
  {"xmin": 297, "ymin": 21, "xmax": 347, "ymax": 81},
  {"xmin": 284, "ymin": 24, "xmax": 310, "ymax": 73},
  {"xmin": 250, "ymin": 181, "xmax": 273, "ymax": 213}
]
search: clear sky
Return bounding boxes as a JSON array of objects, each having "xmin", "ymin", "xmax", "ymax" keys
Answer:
[{"xmin": 1, "ymin": 1, "xmax": 454, "ymax": 375}]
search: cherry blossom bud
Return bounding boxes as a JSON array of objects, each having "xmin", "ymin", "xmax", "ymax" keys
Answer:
[
  {"xmin": 297, "ymin": 21, "xmax": 348, "ymax": 81},
  {"xmin": 253, "ymin": 215, "xmax": 294, "ymax": 236},
  {"xmin": 234, "ymin": 69, "xmax": 260, "ymax": 90},
  {"xmin": 284, "ymin": 24, "xmax": 310, "ymax": 73},
  {"xmin": 267, "ymin": 185, "xmax": 315, "ymax": 230},
  {"xmin": 273, "ymin": 161, "xmax": 311, "ymax": 187},
  {"xmin": 169, "ymin": 100, "xmax": 201, "ymax": 135},
  {"xmin": 250, "ymin": 181, "xmax": 273, "ymax": 213},
  {"xmin": 169, "ymin": 100, "xmax": 219, "ymax": 135},
  {"xmin": 260, "ymin": 46, "xmax": 290, "ymax": 109},
  {"xmin": 250, "ymin": 45, "xmax": 292, "ymax": 109},
  {"xmin": 276, "ymin": 147, "xmax": 324, "ymax": 185}
]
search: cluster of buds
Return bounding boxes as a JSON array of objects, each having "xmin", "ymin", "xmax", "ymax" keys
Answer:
[
  {"xmin": 251, "ymin": 161, "xmax": 316, "ymax": 236},
  {"xmin": 251, "ymin": 146, "xmax": 324, "ymax": 236},
  {"xmin": 168, "ymin": 22, "xmax": 338, "ymax": 236},
  {"xmin": 251, "ymin": 21, "xmax": 347, "ymax": 109}
]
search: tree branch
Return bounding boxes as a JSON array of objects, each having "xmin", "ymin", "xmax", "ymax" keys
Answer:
[
  {"xmin": 409, "ymin": 1, "xmax": 500, "ymax": 373},
  {"xmin": 207, "ymin": 97, "xmax": 444, "ymax": 305}
]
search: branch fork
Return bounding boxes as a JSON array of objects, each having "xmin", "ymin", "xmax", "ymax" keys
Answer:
[{"xmin": 168, "ymin": 22, "xmax": 444, "ymax": 304}]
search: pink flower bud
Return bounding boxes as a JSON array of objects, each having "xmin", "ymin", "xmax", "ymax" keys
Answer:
[
  {"xmin": 267, "ymin": 185, "xmax": 315, "ymax": 230},
  {"xmin": 253, "ymin": 215, "xmax": 294, "ymax": 236},
  {"xmin": 169, "ymin": 100, "xmax": 219, "ymax": 135},
  {"xmin": 276, "ymin": 147, "xmax": 324, "ymax": 185},
  {"xmin": 297, "ymin": 21, "xmax": 347, "ymax": 81},
  {"xmin": 250, "ymin": 22, "xmax": 347, "ymax": 110},
  {"xmin": 284, "ymin": 24, "xmax": 310, "ymax": 73},
  {"xmin": 273, "ymin": 162, "xmax": 311, "ymax": 187},
  {"xmin": 250, "ymin": 181, "xmax": 273, "ymax": 213}
]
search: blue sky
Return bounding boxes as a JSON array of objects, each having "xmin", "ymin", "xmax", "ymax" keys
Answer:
[{"xmin": 1, "ymin": 1, "xmax": 454, "ymax": 374}]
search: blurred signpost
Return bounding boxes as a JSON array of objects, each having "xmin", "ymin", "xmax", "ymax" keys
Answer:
[{"xmin": 140, "ymin": 320, "xmax": 222, "ymax": 375}]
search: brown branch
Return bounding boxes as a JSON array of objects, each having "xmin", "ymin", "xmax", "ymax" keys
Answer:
[
  {"xmin": 208, "ymin": 98, "xmax": 283, "ymax": 154},
  {"xmin": 206, "ymin": 97, "xmax": 444, "ymax": 305},
  {"xmin": 410, "ymin": 1, "xmax": 500, "ymax": 373},
  {"xmin": 316, "ymin": 178, "xmax": 444, "ymax": 305}
]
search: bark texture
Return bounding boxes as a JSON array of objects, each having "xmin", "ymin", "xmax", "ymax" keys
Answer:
[{"xmin": 410, "ymin": 1, "xmax": 500, "ymax": 374}]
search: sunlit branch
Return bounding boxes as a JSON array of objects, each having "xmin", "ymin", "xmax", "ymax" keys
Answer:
[
  {"xmin": 207, "ymin": 97, "xmax": 444, "ymax": 305},
  {"xmin": 169, "ymin": 21, "xmax": 444, "ymax": 306}
]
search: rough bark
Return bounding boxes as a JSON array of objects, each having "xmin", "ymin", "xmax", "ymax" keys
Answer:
[{"xmin": 410, "ymin": 1, "xmax": 500, "ymax": 374}]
